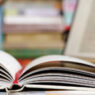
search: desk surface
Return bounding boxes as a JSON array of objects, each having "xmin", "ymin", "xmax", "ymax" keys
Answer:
[{"xmin": 0, "ymin": 91, "xmax": 95, "ymax": 95}]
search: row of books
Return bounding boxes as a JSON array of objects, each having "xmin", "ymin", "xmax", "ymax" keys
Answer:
[
  {"xmin": 0, "ymin": 0, "xmax": 77, "ymax": 59},
  {"xmin": 4, "ymin": 0, "xmax": 63, "ymax": 32},
  {"xmin": 3, "ymin": 0, "xmax": 64, "ymax": 58}
]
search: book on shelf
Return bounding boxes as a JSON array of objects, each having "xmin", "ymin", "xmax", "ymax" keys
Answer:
[
  {"xmin": 4, "ymin": 32, "xmax": 64, "ymax": 58},
  {"xmin": 4, "ymin": 0, "xmax": 63, "ymax": 33},
  {"xmin": 4, "ymin": 16, "xmax": 62, "ymax": 25},
  {"xmin": 4, "ymin": 32, "xmax": 63, "ymax": 49},
  {"xmin": 0, "ymin": 2, "xmax": 4, "ymax": 49},
  {"xmin": 3, "ymin": 0, "xmax": 64, "ymax": 58},
  {"xmin": 4, "ymin": 16, "xmax": 63, "ymax": 32},
  {"xmin": 63, "ymin": 0, "xmax": 78, "ymax": 27},
  {"xmin": 1, "ymin": 51, "xmax": 95, "ymax": 92},
  {"xmin": 4, "ymin": 31, "xmax": 64, "ymax": 58},
  {"xmin": 4, "ymin": 0, "xmax": 62, "ymax": 17},
  {"xmin": 5, "ymin": 49, "xmax": 63, "ymax": 58}
]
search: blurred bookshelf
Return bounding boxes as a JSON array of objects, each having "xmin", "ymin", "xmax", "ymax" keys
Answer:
[{"xmin": 0, "ymin": 0, "xmax": 77, "ymax": 66}]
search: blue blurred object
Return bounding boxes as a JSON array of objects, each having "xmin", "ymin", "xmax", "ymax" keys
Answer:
[
  {"xmin": 0, "ymin": 4, "xmax": 4, "ymax": 49},
  {"xmin": 63, "ymin": 0, "xmax": 78, "ymax": 29}
]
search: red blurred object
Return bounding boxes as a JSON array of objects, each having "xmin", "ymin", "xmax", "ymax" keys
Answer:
[
  {"xmin": 64, "ymin": 25, "xmax": 70, "ymax": 31},
  {"xmin": 18, "ymin": 59, "xmax": 33, "ymax": 67}
]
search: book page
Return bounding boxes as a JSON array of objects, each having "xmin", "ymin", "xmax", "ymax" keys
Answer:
[
  {"xmin": 24, "ymin": 84, "xmax": 95, "ymax": 91},
  {"xmin": 80, "ymin": 0, "xmax": 95, "ymax": 53},
  {"xmin": 19, "ymin": 66, "xmax": 95, "ymax": 88},
  {"xmin": 0, "ymin": 51, "xmax": 22, "ymax": 79},
  {"xmin": 22, "ymin": 55, "xmax": 95, "ymax": 75},
  {"xmin": 65, "ymin": 0, "xmax": 95, "ymax": 58}
]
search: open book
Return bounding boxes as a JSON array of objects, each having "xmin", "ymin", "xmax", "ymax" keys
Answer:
[{"xmin": 0, "ymin": 51, "xmax": 95, "ymax": 92}]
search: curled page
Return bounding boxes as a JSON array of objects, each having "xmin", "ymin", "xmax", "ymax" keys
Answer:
[
  {"xmin": 22, "ymin": 55, "xmax": 95, "ymax": 74},
  {"xmin": 0, "ymin": 51, "xmax": 22, "ymax": 79}
]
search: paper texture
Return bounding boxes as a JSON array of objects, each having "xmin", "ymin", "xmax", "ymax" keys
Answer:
[{"xmin": 80, "ymin": 0, "xmax": 95, "ymax": 53}]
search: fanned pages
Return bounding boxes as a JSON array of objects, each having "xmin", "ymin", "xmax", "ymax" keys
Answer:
[
  {"xmin": 22, "ymin": 55, "xmax": 95, "ymax": 74},
  {"xmin": 0, "ymin": 51, "xmax": 95, "ymax": 92},
  {"xmin": 0, "ymin": 51, "xmax": 22, "ymax": 79},
  {"xmin": 0, "ymin": 51, "xmax": 22, "ymax": 89}
]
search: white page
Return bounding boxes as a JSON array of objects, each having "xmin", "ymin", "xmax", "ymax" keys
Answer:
[
  {"xmin": 0, "ymin": 51, "xmax": 22, "ymax": 79},
  {"xmin": 24, "ymin": 84, "xmax": 95, "ymax": 91},
  {"xmin": 22, "ymin": 55, "xmax": 95, "ymax": 74},
  {"xmin": 0, "ymin": 69, "xmax": 13, "ymax": 80},
  {"xmin": 0, "ymin": 80, "xmax": 12, "ymax": 89},
  {"xmin": 46, "ymin": 91, "xmax": 95, "ymax": 95}
]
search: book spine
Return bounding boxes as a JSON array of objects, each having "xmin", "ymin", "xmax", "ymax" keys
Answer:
[
  {"xmin": 5, "ymin": 49, "xmax": 63, "ymax": 58},
  {"xmin": 63, "ymin": 0, "xmax": 78, "ymax": 30},
  {"xmin": 4, "ymin": 24, "xmax": 62, "ymax": 33},
  {"xmin": 0, "ymin": 5, "xmax": 4, "ymax": 49}
]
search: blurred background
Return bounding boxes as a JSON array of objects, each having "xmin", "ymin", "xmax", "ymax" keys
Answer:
[{"xmin": 2, "ymin": 0, "xmax": 92, "ymax": 66}]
